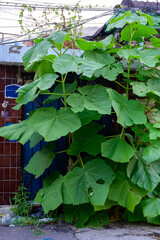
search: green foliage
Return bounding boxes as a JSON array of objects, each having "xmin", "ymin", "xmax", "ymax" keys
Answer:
[
  {"xmin": 101, "ymin": 136, "xmax": 135, "ymax": 162},
  {"xmin": 68, "ymin": 122, "xmax": 106, "ymax": 156},
  {"xmin": 66, "ymin": 85, "xmax": 111, "ymax": 114},
  {"xmin": 108, "ymin": 171, "xmax": 146, "ymax": 212},
  {"xmin": 1, "ymin": 12, "xmax": 160, "ymax": 226},
  {"xmin": 0, "ymin": 119, "xmax": 34, "ymax": 144},
  {"xmin": 127, "ymin": 157, "xmax": 160, "ymax": 191},
  {"xmin": 12, "ymin": 185, "xmax": 31, "ymax": 217},
  {"xmin": 123, "ymin": 204, "xmax": 146, "ymax": 222},
  {"xmin": 27, "ymin": 107, "xmax": 81, "ymax": 141},
  {"xmin": 25, "ymin": 142, "xmax": 55, "ymax": 178},
  {"xmin": 64, "ymin": 159, "xmax": 115, "ymax": 206},
  {"xmin": 142, "ymin": 198, "xmax": 160, "ymax": 218},
  {"xmin": 107, "ymin": 89, "xmax": 147, "ymax": 127},
  {"xmin": 13, "ymin": 73, "xmax": 58, "ymax": 110}
]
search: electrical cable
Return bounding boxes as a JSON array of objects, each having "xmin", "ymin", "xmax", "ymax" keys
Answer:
[
  {"xmin": 0, "ymin": 9, "xmax": 31, "ymax": 18},
  {"xmin": 0, "ymin": 10, "xmax": 114, "ymax": 45},
  {"xmin": 0, "ymin": 2, "xmax": 113, "ymax": 11},
  {"xmin": 0, "ymin": 17, "xmax": 33, "ymax": 22},
  {"xmin": 0, "ymin": 10, "xmax": 113, "ymax": 38}
]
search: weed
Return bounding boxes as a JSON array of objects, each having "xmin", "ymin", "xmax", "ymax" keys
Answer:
[{"xmin": 11, "ymin": 185, "xmax": 31, "ymax": 217}]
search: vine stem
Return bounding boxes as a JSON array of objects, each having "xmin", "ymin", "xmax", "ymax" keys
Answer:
[
  {"xmin": 56, "ymin": 150, "xmax": 68, "ymax": 154},
  {"xmin": 126, "ymin": 135, "xmax": 136, "ymax": 149},
  {"xmin": 73, "ymin": 159, "xmax": 80, "ymax": 167},
  {"xmin": 126, "ymin": 27, "xmax": 135, "ymax": 100},
  {"xmin": 120, "ymin": 127, "xmax": 125, "ymax": 138},
  {"xmin": 126, "ymin": 58, "xmax": 130, "ymax": 100},
  {"xmin": 40, "ymin": 92, "xmax": 70, "ymax": 96},
  {"xmin": 61, "ymin": 73, "xmax": 68, "ymax": 108},
  {"xmin": 114, "ymin": 80, "xmax": 126, "ymax": 89},
  {"xmin": 51, "ymin": 47, "xmax": 60, "ymax": 56},
  {"xmin": 105, "ymin": 135, "xmax": 118, "ymax": 139},
  {"xmin": 55, "ymin": 80, "xmax": 62, "ymax": 83},
  {"xmin": 79, "ymin": 155, "xmax": 84, "ymax": 168},
  {"xmin": 62, "ymin": 40, "xmax": 76, "ymax": 55}
]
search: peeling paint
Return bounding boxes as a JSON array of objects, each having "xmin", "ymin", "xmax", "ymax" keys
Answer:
[{"xmin": 9, "ymin": 46, "xmax": 22, "ymax": 54}]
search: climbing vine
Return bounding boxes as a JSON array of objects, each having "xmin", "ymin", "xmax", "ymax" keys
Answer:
[
  {"xmin": 1, "ymin": 10, "xmax": 160, "ymax": 227},
  {"xmin": 18, "ymin": 2, "xmax": 99, "ymax": 38}
]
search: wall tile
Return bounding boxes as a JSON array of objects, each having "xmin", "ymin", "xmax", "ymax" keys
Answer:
[{"xmin": 0, "ymin": 65, "xmax": 22, "ymax": 205}]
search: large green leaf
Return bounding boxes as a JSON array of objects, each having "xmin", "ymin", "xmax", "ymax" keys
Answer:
[
  {"xmin": 143, "ymin": 140, "xmax": 160, "ymax": 163},
  {"xmin": 147, "ymin": 78, "xmax": 160, "ymax": 96},
  {"xmin": 68, "ymin": 122, "xmax": 106, "ymax": 156},
  {"xmin": 76, "ymin": 38, "xmax": 103, "ymax": 50},
  {"xmin": 53, "ymin": 54, "xmax": 82, "ymax": 75},
  {"xmin": 150, "ymin": 160, "xmax": 160, "ymax": 176},
  {"xmin": 25, "ymin": 142, "xmax": 55, "ymax": 178},
  {"xmin": 85, "ymin": 51, "xmax": 123, "ymax": 81},
  {"xmin": 13, "ymin": 74, "xmax": 58, "ymax": 110},
  {"xmin": 49, "ymin": 30, "xmax": 71, "ymax": 51},
  {"xmin": 150, "ymin": 37, "xmax": 160, "ymax": 48},
  {"xmin": 34, "ymin": 56, "xmax": 56, "ymax": 80},
  {"xmin": 34, "ymin": 171, "xmax": 70, "ymax": 213},
  {"xmin": 28, "ymin": 107, "xmax": 81, "ymax": 141},
  {"xmin": 100, "ymin": 34, "xmax": 115, "ymax": 49},
  {"xmin": 118, "ymin": 49, "xmax": 140, "ymax": 60},
  {"xmin": 0, "ymin": 119, "xmax": 34, "ymax": 144},
  {"xmin": 127, "ymin": 157, "xmax": 160, "ymax": 192},
  {"xmin": 131, "ymin": 82, "xmax": 149, "ymax": 97},
  {"xmin": 132, "ymin": 125, "xmax": 150, "ymax": 142},
  {"xmin": 146, "ymin": 123, "xmax": 160, "ymax": 140},
  {"xmin": 93, "ymin": 199, "xmax": 116, "ymax": 212},
  {"xmin": 120, "ymin": 23, "xmax": 158, "ymax": 42},
  {"xmin": 67, "ymin": 85, "xmax": 111, "ymax": 115},
  {"xmin": 53, "ymin": 54, "xmax": 104, "ymax": 78},
  {"xmin": 109, "ymin": 11, "xmax": 147, "ymax": 29},
  {"xmin": 84, "ymin": 51, "xmax": 115, "ymax": 65},
  {"xmin": 101, "ymin": 136, "xmax": 135, "ymax": 162},
  {"xmin": 64, "ymin": 159, "xmax": 115, "ymax": 206},
  {"xmin": 108, "ymin": 171, "xmax": 147, "ymax": 212},
  {"xmin": 29, "ymin": 132, "xmax": 43, "ymax": 148},
  {"xmin": 75, "ymin": 57, "xmax": 104, "ymax": 78},
  {"xmin": 139, "ymin": 11, "xmax": 155, "ymax": 25},
  {"xmin": 22, "ymin": 38, "xmax": 53, "ymax": 69},
  {"xmin": 101, "ymin": 62, "xmax": 124, "ymax": 81},
  {"xmin": 13, "ymin": 82, "xmax": 39, "ymax": 110},
  {"xmin": 140, "ymin": 49, "xmax": 160, "ymax": 68},
  {"xmin": 118, "ymin": 49, "xmax": 160, "ymax": 67},
  {"xmin": 142, "ymin": 198, "xmax": 160, "ymax": 218},
  {"xmin": 77, "ymin": 109, "xmax": 101, "ymax": 126},
  {"xmin": 107, "ymin": 89, "xmax": 146, "ymax": 127}
]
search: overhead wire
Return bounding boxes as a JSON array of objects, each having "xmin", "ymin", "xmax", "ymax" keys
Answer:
[
  {"xmin": 0, "ymin": 17, "xmax": 34, "ymax": 22},
  {"xmin": 0, "ymin": 2, "xmax": 112, "ymax": 11},
  {"xmin": 0, "ymin": 9, "xmax": 35, "ymax": 20},
  {"xmin": 0, "ymin": 10, "xmax": 114, "ymax": 45},
  {"xmin": 0, "ymin": 9, "xmax": 113, "ymax": 32}
]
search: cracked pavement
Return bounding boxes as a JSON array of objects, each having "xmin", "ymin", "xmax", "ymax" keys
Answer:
[{"xmin": 0, "ymin": 222, "xmax": 160, "ymax": 240}]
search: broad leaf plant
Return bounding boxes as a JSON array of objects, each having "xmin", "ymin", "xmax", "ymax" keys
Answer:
[{"xmin": 1, "ymin": 11, "xmax": 160, "ymax": 226}]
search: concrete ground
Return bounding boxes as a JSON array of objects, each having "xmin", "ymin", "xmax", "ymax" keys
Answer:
[{"xmin": 0, "ymin": 222, "xmax": 160, "ymax": 240}]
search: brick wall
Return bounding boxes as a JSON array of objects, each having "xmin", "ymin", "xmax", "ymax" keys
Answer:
[{"xmin": 0, "ymin": 65, "xmax": 22, "ymax": 205}]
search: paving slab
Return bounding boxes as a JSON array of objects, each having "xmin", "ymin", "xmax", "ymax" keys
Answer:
[{"xmin": 0, "ymin": 222, "xmax": 160, "ymax": 240}]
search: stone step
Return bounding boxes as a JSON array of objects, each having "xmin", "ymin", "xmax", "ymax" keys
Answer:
[{"xmin": 0, "ymin": 205, "xmax": 13, "ymax": 216}]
